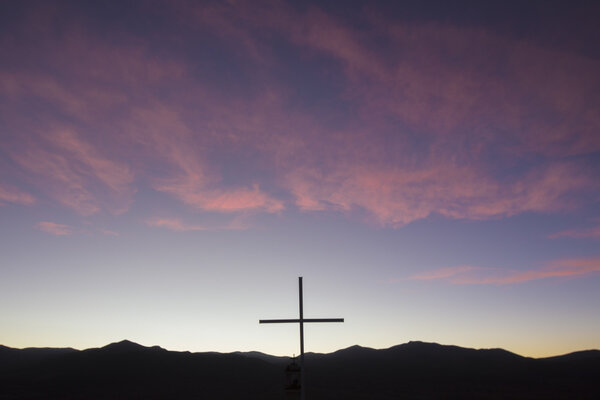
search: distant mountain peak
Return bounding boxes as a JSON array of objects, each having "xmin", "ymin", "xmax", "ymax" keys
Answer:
[
  {"xmin": 346, "ymin": 344, "xmax": 367, "ymax": 350},
  {"xmin": 101, "ymin": 340, "xmax": 146, "ymax": 352},
  {"xmin": 105, "ymin": 340, "xmax": 168, "ymax": 353},
  {"xmin": 109, "ymin": 339, "xmax": 141, "ymax": 346},
  {"xmin": 405, "ymin": 340, "xmax": 438, "ymax": 346},
  {"xmin": 329, "ymin": 344, "xmax": 376, "ymax": 356}
]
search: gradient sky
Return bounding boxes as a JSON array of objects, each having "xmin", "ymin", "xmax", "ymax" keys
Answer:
[{"xmin": 1, "ymin": 0, "xmax": 599, "ymax": 358}]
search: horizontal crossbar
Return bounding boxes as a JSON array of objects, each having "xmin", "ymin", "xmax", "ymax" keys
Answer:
[{"xmin": 259, "ymin": 318, "xmax": 344, "ymax": 324}]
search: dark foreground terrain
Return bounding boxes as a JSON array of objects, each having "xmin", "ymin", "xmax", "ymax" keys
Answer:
[{"xmin": 1, "ymin": 340, "xmax": 599, "ymax": 399}]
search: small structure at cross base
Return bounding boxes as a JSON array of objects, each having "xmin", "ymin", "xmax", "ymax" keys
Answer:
[
  {"xmin": 284, "ymin": 356, "xmax": 301, "ymax": 400},
  {"xmin": 260, "ymin": 277, "xmax": 344, "ymax": 400}
]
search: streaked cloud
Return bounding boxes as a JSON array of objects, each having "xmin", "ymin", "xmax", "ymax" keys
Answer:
[
  {"xmin": 0, "ymin": 184, "xmax": 35, "ymax": 206},
  {"xmin": 13, "ymin": 131, "xmax": 135, "ymax": 216},
  {"xmin": 155, "ymin": 182, "xmax": 285, "ymax": 214},
  {"xmin": 286, "ymin": 161, "xmax": 592, "ymax": 227},
  {"xmin": 15, "ymin": 147, "xmax": 101, "ymax": 215},
  {"xmin": 410, "ymin": 257, "xmax": 600, "ymax": 285},
  {"xmin": 409, "ymin": 266, "xmax": 481, "ymax": 281},
  {"xmin": 1, "ymin": 1, "xmax": 598, "ymax": 229},
  {"xmin": 99, "ymin": 229, "xmax": 119, "ymax": 237},
  {"xmin": 549, "ymin": 224, "xmax": 600, "ymax": 240},
  {"xmin": 36, "ymin": 221, "xmax": 73, "ymax": 236},
  {"xmin": 52, "ymin": 130, "xmax": 133, "ymax": 195},
  {"xmin": 145, "ymin": 218, "xmax": 206, "ymax": 232},
  {"xmin": 128, "ymin": 106, "xmax": 285, "ymax": 214},
  {"xmin": 291, "ymin": 10, "xmax": 600, "ymax": 158},
  {"xmin": 177, "ymin": 1, "xmax": 599, "ymax": 226},
  {"xmin": 145, "ymin": 216, "xmax": 250, "ymax": 232}
]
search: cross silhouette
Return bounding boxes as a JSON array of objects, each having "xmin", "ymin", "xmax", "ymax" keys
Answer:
[{"xmin": 260, "ymin": 277, "xmax": 344, "ymax": 400}]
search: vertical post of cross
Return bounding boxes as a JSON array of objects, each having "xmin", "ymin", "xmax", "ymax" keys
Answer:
[{"xmin": 298, "ymin": 277, "xmax": 305, "ymax": 400}]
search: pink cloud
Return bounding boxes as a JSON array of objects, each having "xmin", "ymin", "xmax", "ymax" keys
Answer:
[
  {"xmin": 410, "ymin": 265, "xmax": 481, "ymax": 281},
  {"xmin": 15, "ymin": 148, "xmax": 100, "ymax": 215},
  {"xmin": 100, "ymin": 229, "xmax": 119, "ymax": 237},
  {"xmin": 155, "ymin": 182, "xmax": 284, "ymax": 214},
  {"xmin": 285, "ymin": 13, "xmax": 600, "ymax": 158},
  {"xmin": 0, "ymin": 184, "xmax": 35, "ymax": 206},
  {"xmin": 3, "ymin": 3, "xmax": 598, "ymax": 229},
  {"xmin": 129, "ymin": 105, "xmax": 285, "ymax": 214},
  {"xmin": 0, "ymin": 33, "xmax": 183, "ymax": 126},
  {"xmin": 36, "ymin": 221, "xmax": 73, "ymax": 236},
  {"xmin": 12, "ymin": 130, "xmax": 135, "ymax": 216},
  {"xmin": 179, "ymin": 3, "xmax": 598, "ymax": 226},
  {"xmin": 146, "ymin": 218, "xmax": 206, "ymax": 232},
  {"xmin": 285, "ymin": 161, "xmax": 592, "ymax": 227},
  {"xmin": 145, "ymin": 216, "xmax": 250, "ymax": 232},
  {"xmin": 52, "ymin": 130, "xmax": 133, "ymax": 194},
  {"xmin": 4, "ymin": 12, "xmax": 287, "ymax": 217},
  {"xmin": 2, "ymin": 18, "xmax": 177, "ymax": 216},
  {"xmin": 410, "ymin": 257, "xmax": 600, "ymax": 285},
  {"xmin": 195, "ymin": 2, "xmax": 599, "ymax": 148},
  {"xmin": 549, "ymin": 224, "xmax": 600, "ymax": 240}
]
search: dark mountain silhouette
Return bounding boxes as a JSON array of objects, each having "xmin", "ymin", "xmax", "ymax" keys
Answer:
[
  {"xmin": 232, "ymin": 350, "xmax": 290, "ymax": 365},
  {"xmin": 1, "ymin": 340, "xmax": 599, "ymax": 399},
  {"xmin": 0, "ymin": 344, "xmax": 77, "ymax": 371}
]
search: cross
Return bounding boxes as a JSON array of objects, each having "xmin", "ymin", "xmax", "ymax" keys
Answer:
[{"xmin": 259, "ymin": 277, "xmax": 344, "ymax": 400}]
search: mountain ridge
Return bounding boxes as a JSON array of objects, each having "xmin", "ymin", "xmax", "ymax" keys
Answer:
[
  {"xmin": 2, "ymin": 340, "xmax": 599, "ymax": 399},
  {"xmin": 3, "ymin": 340, "xmax": 597, "ymax": 360}
]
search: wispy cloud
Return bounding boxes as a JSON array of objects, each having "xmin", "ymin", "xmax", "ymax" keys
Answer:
[
  {"xmin": 285, "ymin": 161, "xmax": 592, "ymax": 227},
  {"xmin": 36, "ymin": 221, "xmax": 73, "ymax": 236},
  {"xmin": 549, "ymin": 224, "xmax": 600, "ymax": 240},
  {"xmin": 3, "ymin": 2, "xmax": 598, "ymax": 228},
  {"xmin": 0, "ymin": 184, "xmax": 35, "ymax": 206},
  {"xmin": 155, "ymin": 182, "xmax": 285, "ymax": 214},
  {"xmin": 13, "ymin": 130, "xmax": 134, "ymax": 216},
  {"xmin": 52, "ymin": 130, "xmax": 133, "ymax": 195},
  {"xmin": 145, "ymin": 218, "xmax": 206, "ymax": 232},
  {"xmin": 410, "ymin": 265, "xmax": 482, "ymax": 281},
  {"xmin": 130, "ymin": 105, "xmax": 285, "ymax": 214},
  {"xmin": 409, "ymin": 257, "xmax": 600, "ymax": 285},
  {"xmin": 292, "ymin": 11, "xmax": 600, "ymax": 157},
  {"xmin": 99, "ymin": 229, "xmax": 119, "ymax": 237},
  {"xmin": 145, "ymin": 216, "xmax": 250, "ymax": 232}
]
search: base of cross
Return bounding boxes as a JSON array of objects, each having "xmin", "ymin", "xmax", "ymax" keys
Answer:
[{"xmin": 285, "ymin": 356, "xmax": 301, "ymax": 400}]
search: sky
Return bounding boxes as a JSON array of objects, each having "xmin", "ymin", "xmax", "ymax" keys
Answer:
[{"xmin": 1, "ymin": 0, "xmax": 599, "ymax": 358}]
